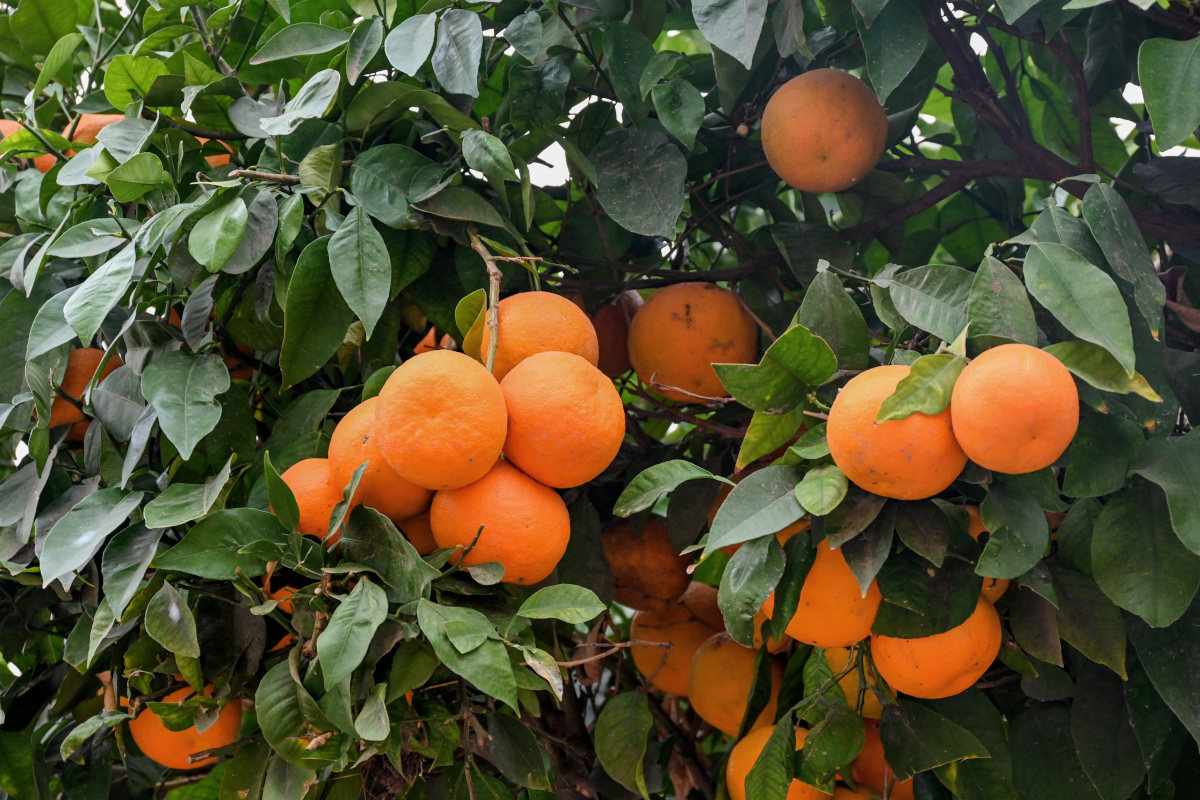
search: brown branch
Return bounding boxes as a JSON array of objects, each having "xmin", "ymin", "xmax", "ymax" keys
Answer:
[
  {"xmin": 839, "ymin": 172, "xmax": 972, "ymax": 240},
  {"xmin": 467, "ymin": 226, "xmax": 508, "ymax": 374},
  {"xmin": 140, "ymin": 110, "xmax": 251, "ymax": 141},
  {"xmin": 228, "ymin": 169, "xmax": 300, "ymax": 184}
]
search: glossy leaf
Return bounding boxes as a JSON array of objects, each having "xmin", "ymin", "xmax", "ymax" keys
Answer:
[
  {"xmin": 144, "ymin": 582, "xmax": 200, "ymax": 658},
  {"xmin": 794, "ymin": 269, "xmax": 871, "ymax": 371},
  {"xmin": 281, "ymin": 237, "xmax": 355, "ymax": 387},
  {"xmin": 1138, "ymin": 36, "xmax": 1200, "ymax": 150},
  {"xmin": 794, "ymin": 464, "xmax": 848, "ymax": 516},
  {"xmin": 707, "ymin": 466, "xmax": 805, "ymax": 555},
  {"xmin": 318, "ymin": 577, "xmax": 388, "ymax": 690},
  {"xmin": 877, "ymin": 353, "xmax": 965, "ymax": 421},
  {"xmin": 328, "ymin": 207, "xmax": 390, "ymax": 338},
  {"xmin": 141, "ymin": 352, "xmax": 230, "ymax": 460},
  {"xmin": 1082, "ymin": 183, "xmax": 1166, "ymax": 340},
  {"xmin": 614, "ymin": 460, "xmax": 728, "ymax": 516},
  {"xmin": 967, "ymin": 256, "xmax": 1038, "ymax": 346},
  {"xmin": 1043, "ymin": 340, "xmax": 1161, "ymax": 401},
  {"xmin": 594, "ymin": 692, "xmax": 654, "ymax": 800},
  {"xmin": 714, "ymin": 324, "xmax": 838, "ymax": 412},
  {"xmin": 39, "ymin": 488, "xmax": 144, "ymax": 587},
  {"xmin": 153, "ymin": 509, "xmax": 289, "ymax": 579},
  {"xmin": 883, "ymin": 264, "xmax": 973, "ymax": 343},
  {"xmin": 517, "ymin": 585, "xmax": 606, "ymax": 624}
]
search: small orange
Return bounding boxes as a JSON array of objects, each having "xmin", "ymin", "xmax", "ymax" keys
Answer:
[
  {"xmin": 964, "ymin": 506, "xmax": 1010, "ymax": 602},
  {"xmin": 429, "ymin": 460, "xmax": 570, "ymax": 585},
  {"xmin": 823, "ymin": 647, "xmax": 883, "ymax": 718},
  {"xmin": 414, "ymin": 327, "xmax": 453, "ymax": 354},
  {"xmin": 871, "ymin": 595, "xmax": 1002, "ymax": 700},
  {"xmin": 398, "ymin": 510, "xmax": 437, "ymax": 555},
  {"xmin": 678, "ymin": 581, "xmax": 724, "ymax": 630},
  {"xmin": 49, "ymin": 348, "xmax": 123, "ymax": 439},
  {"xmin": 127, "ymin": 686, "xmax": 243, "ymax": 771},
  {"xmin": 627, "ymin": 282, "xmax": 758, "ymax": 403},
  {"xmin": 852, "ymin": 718, "xmax": 914, "ymax": 800},
  {"xmin": 478, "ymin": 291, "xmax": 600, "ymax": 381},
  {"xmin": 727, "ymin": 726, "xmax": 829, "ymax": 800},
  {"xmin": 630, "ymin": 603, "xmax": 721, "ymax": 697},
  {"xmin": 688, "ymin": 632, "xmax": 784, "ymax": 736},
  {"xmin": 602, "ymin": 516, "xmax": 692, "ymax": 610},
  {"xmin": 195, "ymin": 137, "xmax": 232, "ymax": 167},
  {"xmin": 827, "ymin": 365, "xmax": 967, "ymax": 500},
  {"xmin": 761, "ymin": 69, "xmax": 888, "ymax": 194},
  {"xmin": 592, "ymin": 290, "xmax": 642, "ymax": 377},
  {"xmin": 762, "ymin": 539, "xmax": 882, "ymax": 648},
  {"xmin": 950, "ymin": 344, "xmax": 1079, "ymax": 474},
  {"xmin": 500, "ymin": 351, "xmax": 626, "ymax": 488},
  {"xmin": 373, "ymin": 350, "xmax": 507, "ymax": 491},
  {"xmin": 328, "ymin": 397, "xmax": 433, "ymax": 522},
  {"xmin": 278, "ymin": 458, "xmax": 346, "ymax": 544}
]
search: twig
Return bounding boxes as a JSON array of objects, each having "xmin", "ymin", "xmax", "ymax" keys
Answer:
[
  {"xmin": 228, "ymin": 169, "xmax": 300, "ymax": 184},
  {"xmin": 539, "ymin": 640, "xmax": 668, "ymax": 669},
  {"xmin": 140, "ymin": 110, "xmax": 250, "ymax": 141},
  {"xmin": 190, "ymin": 6, "xmax": 237, "ymax": 77},
  {"xmin": 467, "ymin": 226, "xmax": 506, "ymax": 373}
]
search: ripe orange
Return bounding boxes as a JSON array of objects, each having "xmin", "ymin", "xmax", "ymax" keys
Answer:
[
  {"xmin": 679, "ymin": 581, "xmax": 724, "ymax": 630},
  {"xmin": 950, "ymin": 344, "xmax": 1079, "ymax": 474},
  {"xmin": 824, "ymin": 646, "xmax": 883, "ymax": 718},
  {"xmin": 127, "ymin": 686, "xmax": 242, "ymax": 771},
  {"xmin": 592, "ymin": 290, "xmax": 642, "ymax": 377},
  {"xmin": 278, "ymin": 458, "xmax": 346, "ymax": 545},
  {"xmin": 964, "ymin": 506, "xmax": 1010, "ymax": 602},
  {"xmin": 871, "ymin": 595, "xmax": 1002, "ymax": 699},
  {"xmin": 852, "ymin": 718, "xmax": 914, "ymax": 800},
  {"xmin": 429, "ymin": 460, "xmax": 570, "ymax": 585},
  {"xmin": 500, "ymin": 351, "xmax": 626, "ymax": 488},
  {"xmin": 49, "ymin": 347, "xmax": 123, "ymax": 439},
  {"xmin": 761, "ymin": 539, "xmax": 882, "ymax": 648},
  {"xmin": 727, "ymin": 726, "xmax": 828, "ymax": 800},
  {"xmin": 760, "ymin": 69, "xmax": 888, "ymax": 194},
  {"xmin": 373, "ymin": 350, "xmax": 507, "ymax": 491},
  {"xmin": 752, "ymin": 608, "xmax": 790, "ymax": 654},
  {"xmin": 414, "ymin": 327, "xmax": 453, "ymax": 354},
  {"xmin": 478, "ymin": 291, "xmax": 600, "ymax": 381},
  {"xmin": 627, "ymin": 282, "xmax": 758, "ymax": 403},
  {"xmin": 0, "ymin": 120, "xmax": 19, "ymax": 138},
  {"xmin": 398, "ymin": 510, "xmax": 437, "ymax": 555},
  {"xmin": 35, "ymin": 113, "xmax": 124, "ymax": 173},
  {"xmin": 328, "ymin": 397, "xmax": 433, "ymax": 522},
  {"xmin": 195, "ymin": 136, "xmax": 232, "ymax": 167},
  {"xmin": 827, "ymin": 365, "xmax": 967, "ymax": 500},
  {"xmin": 603, "ymin": 516, "xmax": 692, "ymax": 610},
  {"xmin": 630, "ymin": 603, "xmax": 721, "ymax": 697},
  {"xmin": 688, "ymin": 632, "xmax": 783, "ymax": 736}
]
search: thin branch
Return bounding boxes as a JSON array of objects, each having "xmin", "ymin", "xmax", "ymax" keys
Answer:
[
  {"xmin": 1048, "ymin": 32, "xmax": 1094, "ymax": 171},
  {"xmin": 228, "ymin": 169, "xmax": 300, "ymax": 184},
  {"xmin": 140, "ymin": 111, "xmax": 250, "ymax": 141},
  {"xmin": 190, "ymin": 6, "xmax": 237, "ymax": 77},
  {"xmin": 467, "ymin": 226, "xmax": 508, "ymax": 374}
]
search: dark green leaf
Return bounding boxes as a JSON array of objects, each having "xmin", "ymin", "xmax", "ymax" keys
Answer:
[
  {"xmin": 431, "ymin": 9, "xmax": 482, "ymax": 97},
  {"xmin": 249, "ymin": 23, "xmax": 350, "ymax": 65},
  {"xmin": 341, "ymin": 507, "xmax": 439, "ymax": 604},
  {"xmin": 713, "ymin": 324, "xmax": 838, "ymax": 413},
  {"xmin": 1052, "ymin": 564, "xmax": 1127, "ymax": 678},
  {"xmin": 794, "ymin": 269, "xmax": 870, "ymax": 371},
  {"xmin": 719, "ymin": 535, "xmax": 785, "ymax": 645},
  {"xmin": 39, "ymin": 488, "xmax": 144, "ymax": 586},
  {"xmin": 318, "ymin": 577, "xmax": 388, "ymax": 690},
  {"xmin": 153, "ymin": 508, "xmax": 289, "ymax": 579},
  {"xmin": 879, "ymin": 699, "xmax": 990, "ymax": 780},
  {"xmin": 796, "ymin": 700, "xmax": 865, "ymax": 790},
  {"xmin": 594, "ymin": 692, "xmax": 654, "ymax": 800},
  {"xmin": 877, "ymin": 353, "xmax": 965, "ymax": 421},
  {"xmin": 894, "ymin": 501, "xmax": 951, "ymax": 567},
  {"xmin": 281, "ymin": 237, "xmax": 355, "ymax": 387},
  {"xmin": 707, "ymin": 466, "xmax": 805, "ymax": 555},
  {"xmin": 144, "ymin": 582, "xmax": 200, "ymax": 658},
  {"xmin": 346, "ymin": 17, "xmax": 384, "ymax": 84},
  {"xmin": 189, "ymin": 195, "xmax": 248, "ymax": 272},
  {"xmin": 413, "ymin": 186, "xmax": 504, "ymax": 227},
  {"xmin": 929, "ymin": 690, "xmax": 1019, "ymax": 800},
  {"xmin": 350, "ymin": 144, "xmax": 442, "ymax": 228},
  {"xmin": 387, "ymin": 640, "xmax": 440, "ymax": 701},
  {"xmin": 967, "ymin": 256, "xmax": 1038, "ymax": 346},
  {"xmin": 1011, "ymin": 706, "xmax": 1103, "ymax": 800},
  {"xmin": 417, "ymin": 599, "xmax": 518, "ymax": 708},
  {"xmin": 1132, "ymin": 431, "xmax": 1200, "ymax": 554},
  {"xmin": 329, "ymin": 207, "xmax": 390, "ymax": 338},
  {"xmin": 11, "ymin": 0, "xmax": 78, "ymax": 54},
  {"xmin": 63, "ymin": 245, "xmax": 136, "ymax": 344},
  {"xmin": 517, "ymin": 585, "xmax": 606, "ymax": 623},
  {"xmin": 977, "ymin": 480, "xmax": 1050, "ymax": 580},
  {"xmin": 1128, "ymin": 602, "xmax": 1200, "ymax": 746},
  {"xmin": 101, "ymin": 524, "xmax": 161, "ymax": 620},
  {"xmin": 1082, "ymin": 183, "xmax": 1166, "ymax": 340},
  {"xmin": 650, "ymin": 79, "xmax": 705, "ymax": 149},
  {"xmin": 141, "ymin": 351, "xmax": 230, "ymax": 460},
  {"xmin": 614, "ymin": 460, "xmax": 727, "ymax": 516},
  {"xmin": 858, "ymin": 0, "xmax": 928, "ymax": 103},
  {"xmin": 737, "ymin": 406, "xmax": 807, "ymax": 471},
  {"xmin": 693, "ymin": 0, "xmax": 767, "ymax": 69},
  {"xmin": 143, "ymin": 457, "xmax": 233, "ymax": 528},
  {"xmin": 1071, "ymin": 658, "xmax": 1146, "ymax": 800},
  {"xmin": 745, "ymin": 714, "xmax": 795, "ymax": 800},
  {"xmin": 1063, "ymin": 414, "xmax": 1144, "ymax": 498},
  {"xmin": 592, "ymin": 128, "xmax": 686, "ymax": 238},
  {"xmin": 487, "ymin": 713, "xmax": 554, "ymax": 790},
  {"xmin": 883, "ymin": 264, "xmax": 973, "ymax": 343},
  {"xmin": 255, "ymin": 660, "xmax": 344, "ymax": 769},
  {"xmin": 873, "ymin": 543, "xmax": 981, "ymax": 637},
  {"xmin": 1138, "ymin": 36, "xmax": 1200, "ymax": 149}
]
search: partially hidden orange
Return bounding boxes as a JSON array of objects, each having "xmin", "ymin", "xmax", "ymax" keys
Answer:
[
  {"xmin": 727, "ymin": 726, "xmax": 829, "ymax": 800},
  {"xmin": 328, "ymin": 397, "xmax": 433, "ymax": 522},
  {"xmin": 688, "ymin": 632, "xmax": 783, "ymax": 736},
  {"xmin": 964, "ymin": 506, "xmax": 1010, "ymax": 602},
  {"xmin": 50, "ymin": 347, "xmax": 123, "ymax": 441},
  {"xmin": 602, "ymin": 516, "xmax": 692, "ymax": 610},
  {"xmin": 852, "ymin": 718, "xmax": 914, "ymax": 800},
  {"xmin": 762, "ymin": 539, "xmax": 881, "ymax": 648},
  {"xmin": 630, "ymin": 602, "xmax": 721, "ymax": 697},
  {"xmin": 478, "ymin": 291, "xmax": 599, "ymax": 381},
  {"xmin": 127, "ymin": 686, "xmax": 242, "ymax": 771},
  {"xmin": 278, "ymin": 458, "xmax": 346, "ymax": 545}
]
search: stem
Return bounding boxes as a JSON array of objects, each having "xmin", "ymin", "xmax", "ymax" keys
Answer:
[
  {"xmin": 227, "ymin": 169, "xmax": 299, "ymax": 184},
  {"xmin": 467, "ymin": 226, "xmax": 506, "ymax": 374}
]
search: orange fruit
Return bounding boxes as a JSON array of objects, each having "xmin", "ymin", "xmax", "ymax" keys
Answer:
[
  {"xmin": 627, "ymin": 282, "xmax": 758, "ymax": 403},
  {"xmin": 630, "ymin": 603, "xmax": 721, "ymax": 697},
  {"xmin": 278, "ymin": 458, "xmax": 346, "ymax": 545},
  {"xmin": 592, "ymin": 290, "xmax": 642, "ymax": 377},
  {"xmin": 871, "ymin": 595, "xmax": 1002, "ymax": 700},
  {"xmin": 478, "ymin": 291, "xmax": 599, "ymax": 381},
  {"xmin": 500, "ymin": 351, "xmax": 625, "ymax": 488},
  {"xmin": 328, "ymin": 397, "xmax": 433, "ymax": 522},
  {"xmin": 261, "ymin": 574, "xmax": 296, "ymax": 615},
  {"xmin": 414, "ymin": 327, "xmax": 453, "ymax": 354},
  {"xmin": 832, "ymin": 787, "xmax": 880, "ymax": 800},
  {"xmin": 727, "ymin": 726, "xmax": 829, "ymax": 800},
  {"xmin": 950, "ymin": 344, "xmax": 1079, "ymax": 474},
  {"xmin": 374, "ymin": 350, "xmax": 507, "ymax": 491},
  {"xmin": 964, "ymin": 506, "xmax": 1010, "ymax": 602},
  {"xmin": 602, "ymin": 516, "xmax": 692, "ymax": 610},
  {"xmin": 679, "ymin": 581, "xmax": 724, "ymax": 630},
  {"xmin": 852, "ymin": 718, "xmax": 914, "ymax": 800},
  {"xmin": 195, "ymin": 137, "xmax": 232, "ymax": 167},
  {"xmin": 823, "ymin": 647, "xmax": 883, "ymax": 718},
  {"xmin": 127, "ymin": 686, "xmax": 242, "ymax": 771},
  {"xmin": 827, "ymin": 365, "xmax": 967, "ymax": 500},
  {"xmin": 35, "ymin": 113, "xmax": 124, "ymax": 173},
  {"xmin": 49, "ymin": 348, "xmax": 123, "ymax": 439},
  {"xmin": 762, "ymin": 539, "xmax": 882, "ymax": 648},
  {"xmin": 752, "ymin": 608, "xmax": 790, "ymax": 653},
  {"xmin": 0, "ymin": 120, "xmax": 19, "ymax": 138},
  {"xmin": 429, "ymin": 460, "xmax": 570, "ymax": 585},
  {"xmin": 688, "ymin": 632, "xmax": 784, "ymax": 736},
  {"xmin": 760, "ymin": 69, "xmax": 888, "ymax": 194},
  {"xmin": 398, "ymin": 510, "xmax": 437, "ymax": 555}
]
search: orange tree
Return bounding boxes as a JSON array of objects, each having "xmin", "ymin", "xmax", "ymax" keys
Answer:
[{"xmin": 1, "ymin": 0, "xmax": 1199, "ymax": 798}]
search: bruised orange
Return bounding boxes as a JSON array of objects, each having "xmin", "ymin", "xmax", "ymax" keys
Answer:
[
  {"xmin": 964, "ymin": 506, "xmax": 1010, "ymax": 602},
  {"xmin": 602, "ymin": 516, "xmax": 692, "ymax": 610},
  {"xmin": 852, "ymin": 718, "xmax": 914, "ymax": 800},
  {"xmin": 278, "ymin": 458, "xmax": 346, "ymax": 545},
  {"xmin": 630, "ymin": 603, "xmax": 721, "ymax": 697},
  {"xmin": 727, "ymin": 726, "xmax": 828, "ymax": 800},
  {"xmin": 679, "ymin": 581, "xmax": 724, "ymax": 630},
  {"xmin": 762, "ymin": 539, "xmax": 881, "ymax": 648},
  {"xmin": 478, "ymin": 291, "xmax": 599, "ymax": 381},
  {"xmin": 328, "ymin": 397, "xmax": 433, "ymax": 522},
  {"xmin": 127, "ymin": 686, "xmax": 242, "ymax": 771},
  {"xmin": 49, "ymin": 347, "xmax": 123, "ymax": 440},
  {"xmin": 688, "ymin": 632, "xmax": 783, "ymax": 736}
]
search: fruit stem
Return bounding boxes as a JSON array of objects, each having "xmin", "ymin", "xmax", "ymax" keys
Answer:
[{"xmin": 468, "ymin": 227, "xmax": 505, "ymax": 374}]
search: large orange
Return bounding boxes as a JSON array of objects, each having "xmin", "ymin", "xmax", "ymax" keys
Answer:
[
  {"xmin": 592, "ymin": 290, "xmax": 642, "ymax": 377},
  {"xmin": 278, "ymin": 458, "xmax": 346, "ymax": 544},
  {"xmin": 760, "ymin": 69, "xmax": 888, "ymax": 194},
  {"xmin": 36, "ymin": 113, "xmax": 124, "ymax": 173},
  {"xmin": 688, "ymin": 632, "xmax": 783, "ymax": 736},
  {"xmin": 824, "ymin": 646, "xmax": 883, "ymax": 718},
  {"xmin": 398, "ymin": 510, "xmax": 437, "ymax": 555},
  {"xmin": 964, "ymin": 506, "xmax": 1010, "ymax": 602},
  {"xmin": 478, "ymin": 291, "xmax": 599, "ymax": 381},
  {"xmin": 49, "ymin": 347, "xmax": 123, "ymax": 440},
  {"xmin": 127, "ymin": 686, "xmax": 242, "ymax": 771},
  {"xmin": 727, "ymin": 726, "xmax": 829, "ymax": 800},
  {"xmin": 373, "ymin": 350, "xmax": 507, "ymax": 491},
  {"xmin": 328, "ymin": 397, "xmax": 433, "ymax": 522},
  {"xmin": 852, "ymin": 718, "xmax": 914, "ymax": 800},
  {"xmin": 429, "ymin": 460, "xmax": 570, "ymax": 585},
  {"xmin": 950, "ymin": 344, "xmax": 1079, "ymax": 474},
  {"xmin": 871, "ymin": 595, "xmax": 1002, "ymax": 700},
  {"xmin": 761, "ymin": 539, "xmax": 882, "ymax": 648},
  {"xmin": 630, "ymin": 603, "xmax": 721, "ymax": 697},
  {"xmin": 500, "ymin": 351, "xmax": 625, "ymax": 488},
  {"xmin": 602, "ymin": 516, "xmax": 692, "ymax": 610},
  {"xmin": 679, "ymin": 581, "xmax": 724, "ymax": 630},
  {"xmin": 627, "ymin": 282, "xmax": 758, "ymax": 403},
  {"xmin": 827, "ymin": 365, "xmax": 967, "ymax": 500}
]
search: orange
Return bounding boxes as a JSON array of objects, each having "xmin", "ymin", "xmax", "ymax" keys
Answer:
[
  {"xmin": 195, "ymin": 137, "xmax": 232, "ymax": 167},
  {"xmin": 679, "ymin": 581, "xmax": 724, "ymax": 630},
  {"xmin": 414, "ymin": 327, "xmax": 453, "ymax": 354},
  {"xmin": 603, "ymin": 516, "xmax": 692, "ymax": 610},
  {"xmin": 0, "ymin": 120, "xmax": 19, "ymax": 138},
  {"xmin": 964, "ymin": 506, "xmax": 1010, "ymax": 602},
  {"xmin": 429, "ymin": 460, "xmax": 570, "ymax": 585},
  {"xmin": 328, "ymin": 397, "xmax": 433, "ymax": 522},
  {"xmin": 871, "ymin": 595, "xmax": 1002, "ymax": 700},
  {"xmin": 827, "ymin": 365, "xmax": 967, "ymax": 500},
  {"xmin": 373, "ymin": 350, "xmax": 507, "ymax": 491},
  {"xmin": 478, "ymin": 291, "xmax": 600, "ymax": 381},
  {"xmin": 35, "ymin": 113, "xmax": 124, "ymax": 173},
  {"xmin": 500, "ymin": 351, "xmax": 626, "ymax": 488},
  {"xmin": 823, "ymin": 647, "xmax": 883, "ymax": 719},
  {"xmin": 278, "ymin": 458, "xmax": 346, "ymax": 544},
  {"xmin": 398, "ymin": 510, "xmax": 437, "ymax": 555},
  {"xmin": 950, "ymin": 344, "xmax": 1079, "ymax": 474},
  {"xmin": 688, "ymin": 632, "xmax": 784, "ymax": 736},
  {"xmin": 762, "ymin": 539, "xmax": 882, "ymax": 648},
  {"xmin": 627, "ymin": 282, "xmax": 758, "ymax": 403},
  {"xmin": 727, "ymin": 726, "xmax": 829, "ymax": 800},
  {"xmin": 752, "ymin": 608, "xmax": 790, "ymax": 653},
  {"xmin": 592, "ymin": 290, "xmax": 642, "ymax": 377},
  {"xmin": 630, "ymin": 603, "xmax": 721, "ymax": 697},
  {"xmin": 852, "ymin": 718, "xmax": 914, "ymax": 800},
  {"xmin": 760, "ymin": 69, "xmax": 888, "ymax": 194},
  {"xmin": 832, "ymin": 787, "xmax": 880, "ymax": 800},
  {"xmin": 127, "ymin": 686, "xmax": 242, "ymax": 771},
  {"xmin": 49, "ymin": 347, "xmax": 123, "ymax": 439}
]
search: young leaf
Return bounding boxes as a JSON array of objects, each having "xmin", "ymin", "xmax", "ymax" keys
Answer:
[
  {"xmin": 713, "ymin": 324, "xmax": 839, "ymax": 412},
  {"xmin": 328, "ymin": 206, "xmax": 390, "ymax": 338},
  {"xmin": 876, "ymin": 353, "xmax": 965, "ymax": 422},
  {"xmin": 794, "ymin": 464, "xmax": 847, "ymax": 516}
]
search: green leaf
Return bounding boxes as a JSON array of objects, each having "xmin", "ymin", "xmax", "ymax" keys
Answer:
[
  {"xmin": 384, "ymin": 13, "xmax": 436, "ymax": 76},
  {"xmin": 63, "ymin": 245, "xmax": 137, "ymax": 344},
  {"xmin": 328, "ymin": 207, "xmax": 390, "ymax": 338},
  {"xmin": 1138, "ymin": 36, "xmax": 1200, "ymax": 150},
  {"xmin": 104, "ymin": 54, "xmax": 168, "ymax": 109},
  {"xmin": 1052, "ymin": 564, "xmax": 1127, "ymax": 679},
  {"xmin": 462, "ymin": 129, "xmax": 516, "ymax": 182},
  {"xmin": 298, "ymin": 143, "xmax": 343, "ymax": 193},
  {"xmin": 260, "ymin": 69, "xmax": 341, "ymax": 136},
  {"xmin": 144, "ymin": 582, "xmax": 200, "ymax": 658},
  {"xmin": 416, "ymin": 599, "xmax": 518, "ymax": 708},
  {"xmin": 1043, "ymin": 340, "xmax": 1162, "ymax": 401},
  {"xmin": 842, "ymin": 503, "xmax": 896, "ymax": 596},
  {"xmin": 350, "ymin": 143, "xmax": 442, "ymax": 228},
  {"xmin": 143, "ymin": 456, "xmax": 233, "ymax": 528},
  {"xmin": 746, "ymin": 714, "xmax": 797, "ymax": 800},
  {"xmin": 594, "ymin": 692, "xmax": 654, "ymax": 800},
  {"xmin": 255, "ymin": 660, "xmax": 344, "ymax": 769},
  {"xmin": 101, "ymin": 524, "xmax": 161, "ymax": 620},
  {"xmin": 104, "ymin": 152, "xmax": 171, "ymax": 201},
  {"xmin": 431, "ymin": 9, "xmax": 482, "ymax": 97},
  {"xmin": 39, "ymin": 488, "xmax": 144, "ymax": 586},
  {"xmin": 713, "ymin": 324, "xmax": 838, "ymax": 413},
  {"xmin": 858, "ymin": 0, "xmax": 928, "ymax": 103},
  {"xmin": 189, "ymin": 195, "xmax": 248, "ymax": 272},
  {"xmin": 1132, "ymin": 431, "xmax": 1200, "ymax": 554},
  {"xmin": 47, "ymin": 217, "xmax": 133, "ymax": 258},
  {"xmin": 592, "ymin": 128, "xmax": 686, "ymax": 238},
  {"xmin": 978, "ymin": 480, "xmax": 1050, "ymax": 580},
  {"xmin": 413, "ymin": 186, "xmax": 504, "ymax": 227},
  {"xmin": 153, "ymin": 508, "xmax": 289, "ymax": 579},
  {"xmin": 967, "ymin": 256, "xmax": 1038, "ymax": 346},
  {"xmin": 879, "ymin": 699, "xmax": 990, "ymax": 780},
  {"xmin": 614, "ymin": 460, "xmax": 727, "ymax": 516},
  {"xmin": 505, "ymin": 11, "xmax": 543, "ymax": 62},
  {"xmin": 487, "ymin": 713, "xmax": 554, "ymax": 791},
  {"xmin": 1023, "ymin": 243, "xmax": 1135, "ymax": 374},
  {"xmin": 263, "ymin": 450, "xmax": 300, "ymax": 533},
  {"xmin": 1082, "ymin": 184, "xmax": 1166, "ymax": 340},
  {"xmin": 318, "ymin": 577, "xmax": 388, "ymax": 690},
  {"xmin": 693, "ymin": 0, "xmax": 766, "ymax": 69},
  {"xmin": 142, "ymin": 351, "xmax": 230, "ymax": 461},
  {"xmin": 719, "ymin": 535, "xmax": 785, "ymax": 645},
  {"xmin": 345, "ymin": 17, "xmax": 384, "ymax": 84},
  {"xmin": 249, "ymin": 23, "xmax": 351, "ymax": 65},
  {"xmin": 794, "ymin": 269, "xmax": 871, "ymax": 371},
  {"xmin": 1063, "ymin": 414, "xmax": 1145, "ymax": 498},
  {"xmin": 281, "ymin": 237, "xmax": 356, "ymax": 387},
  {"xmin": 341, "ymin": 507, "xmax": 440, "ymax": 604},
  {"xmin": 436, "ymin": 605, "xmax": 495, "ymax": 654},
  {"xmin": 387, "ymin": 640, "xmax": 440, "ymax": 701},
  {"xmin": 796, "ymin": 701, "xmax": 866, "ymax": 790},
  {"xmin": 11, "ymin": 0, "xmax": 78, "ymax": 55},
  {"xmin": 1011, "ymin": 707, "xmax": 1103, "ymax": 800},
  {"xmin": 894, "ymin": 501, "xmax": 951, "ymax": 567},
  {"xmin": 650, "ymin": 79, "xmax": 705, "ymax": 150},
  {"xmin": 873, "ymin": 545, "xmax": 980, "ymax": 638},
  {"xmin": 737, "ymin": 406, "xmax": 807, "ymax": 471},
  {"xmin": 1127, "ymin": 601, "xmax": 1200, "ymax": 746},
  {"xmin": 707, "ymin": 465, "xmax": 805, "ymax": 555},
  {"xmin": 1071, "ymin": 659, "xmax": 1147, "ymax": 800},
  {"xmin": 517, "ymin": 585, "xmax": 606, "ymax": 623},
  {"xmin": 876, "ymin": 353, "xmax": 965, "ymax": 422},
  {"xmin": 883, "ymin": 264, "xmax": 973, "ymax": 343},
  {"xmin": 34, "ymin": 32, "xmax": 84, "ymax": 96},
  {"xmin": 794, "ymin": 464, "xmax": 848, "ymax": 516},
  {"xmin": 26, "ymin": 286, "xmax": 78, "ymax": 360}
]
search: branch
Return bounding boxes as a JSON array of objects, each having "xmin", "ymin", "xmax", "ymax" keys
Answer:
[
  {"xmin": 190, "ymin": 6, "xmax": 237, "ymax": 77},
  {"xmin": 1048, "ymin": 32, "xmax": 1094, "ymax": 172},
  {"xmin": 228, "ymin": 169, "xmax": 299, "ymax": 184},
  {"xmin": 467, "ymin": 226, "xmax": 508, "ymax": 374},
  {"xmin": 140, "ymin": 111, "xmax": 250, "ymax": 141}
]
